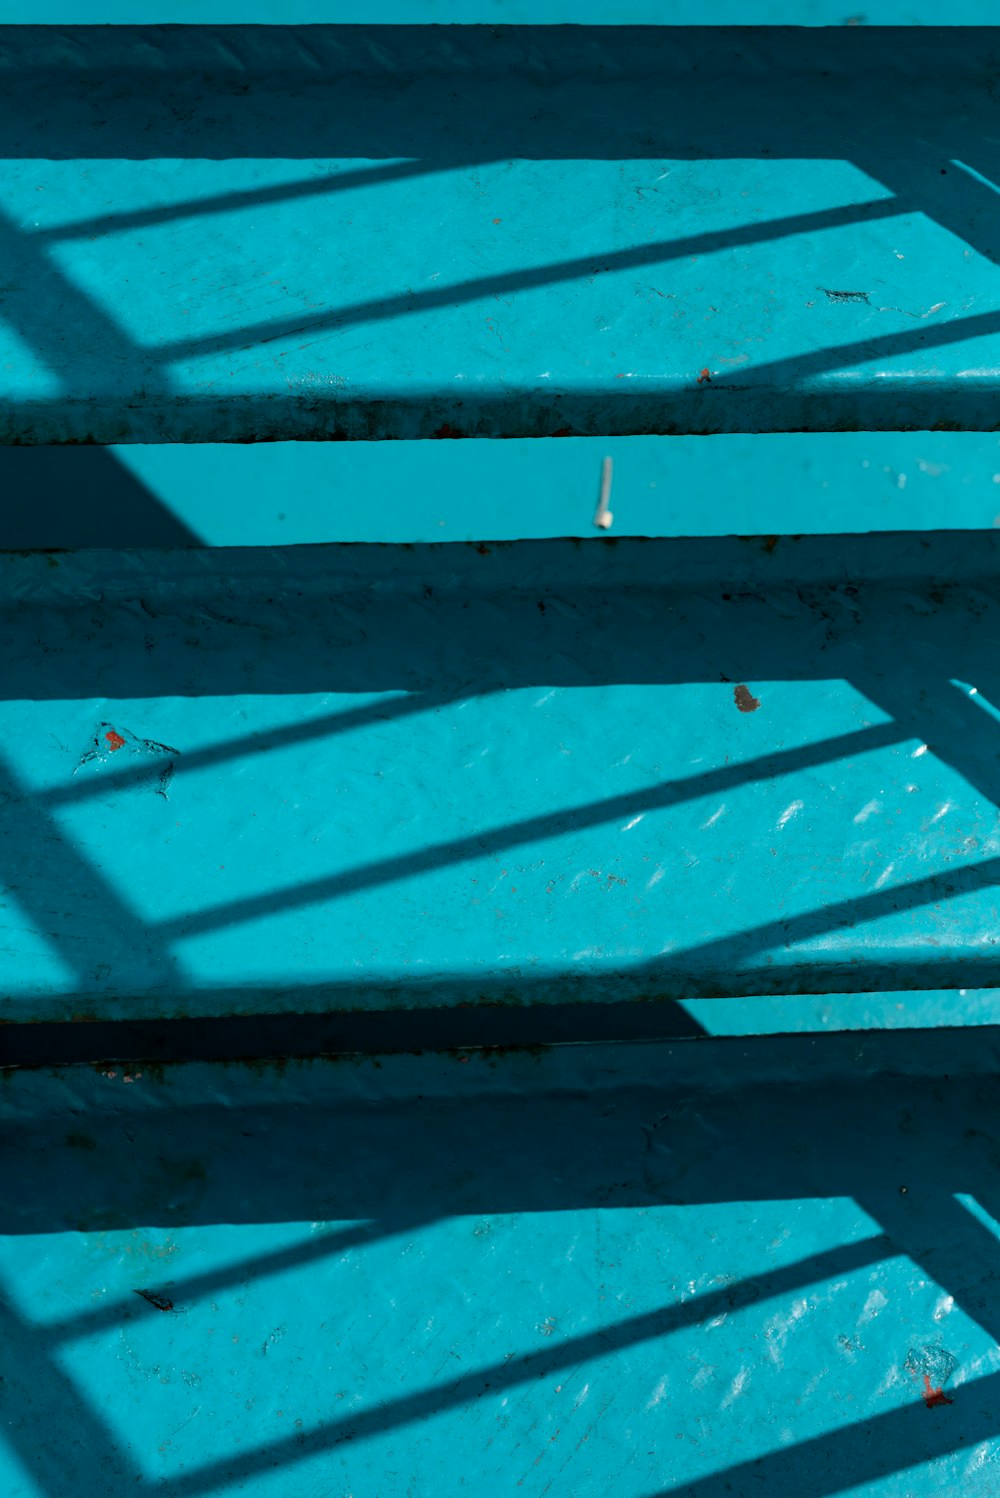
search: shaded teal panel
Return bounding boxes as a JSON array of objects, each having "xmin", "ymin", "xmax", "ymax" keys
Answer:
[
  {"xmin": 1, "ymin": 533, "xmax": 1000, "ymax": 1023},
  {"xmin": 4, "ymin": 1034, "xmax": 1000, "ymax": 1495},
  {"xmin": 1, "ymin": 28, "xmax": 1000, "ymax": 438},
  {"xmin": 0, "ymin": 2, "xmax": 998, "ymax": 21}
]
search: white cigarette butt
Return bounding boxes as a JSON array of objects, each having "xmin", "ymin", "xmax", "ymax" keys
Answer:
[{"xmin": 594, "ymin": 456, "xmax": 614, "ymax": 530}]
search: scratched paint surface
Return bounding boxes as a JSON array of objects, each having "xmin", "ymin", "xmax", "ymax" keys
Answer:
[
  {"xmin": 2, "ymin": 28, "xmax": 1000, "ymax": 440},
  {"xmin": 4, "ymin": 1035, "xmax": 1000, "ymax": 1495},
  {"xmin": 2, "ymin": 533, "xmax": 1000, "ymax": 1022}
]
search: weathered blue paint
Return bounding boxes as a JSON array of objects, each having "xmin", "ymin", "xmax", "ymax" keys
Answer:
[
  {"xmin": 0, "ymin": 532, "xmax": 999, "ymax": 1025},
  {"xmin": 4, "ymin": 1034, "xmax": 1000, "ymax": 1496},
  {"xmin": 1, "ymin": 27, "xmax": 1000, "ymax": 440}
]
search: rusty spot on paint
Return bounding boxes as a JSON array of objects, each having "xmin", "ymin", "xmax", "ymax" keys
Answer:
[
  {"xmin": 476, "ymin": 543, "xmax": 490, "ymax": 555},
  {"xmin": 134, "ymin": 1288, "xmax": 174, "ymax": 1312},
  {"xmin": 552, "ymin": 427, "xmax": 573, "ymax": 437},
  {"xmin": 734, "ymin": 685, "xmax": 760, "ymax": 714},
  {"xmin": 697, "ymin": 368, "xmax": 712, "ymax": 383},
  {"xmin": 492, "ymin": 217, "xmax": 502, "ymax": 224},
  {"xmin": 762, "ymin": 535, "xmax": 779, "ymax": 553},
  {"xmin": 922, "ymin": 1376, "xmax": 953, "ymax": 1408},
  {"xmin": 434, "ymin": 422, "xmax": 464, "ymax": 439},
  {"xmin": 104, "ymin": 730, "xmax": 126, "ymax": 752}
]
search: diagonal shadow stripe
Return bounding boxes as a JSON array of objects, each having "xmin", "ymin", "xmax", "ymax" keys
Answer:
[
  {"xmin": 44, "ymin": 1219, "xmax": 424, "ymax": 1346},
  {"xmin": 0, "ymin": 754, "xmax": 180, "ymax": 989},
  {"xmin": 152, "ymin": 720, "xmax": 908, "ymax": 940},
  {"xmin": 36, "ymin": 157, "xmax": 479, "ymax": 244},
  {"xmin": 641, "ymin": 1365, "xmax": 1000, "ymax": 1498},
  {"xmin": 154, "ymin": 1234, "xmax": 893, "ymax": 1498},
  {"xmin": 39, "ymin": 689, "xmax": 492, "ymax": 809},
  {"xmin": 149, "ymin": 197, "xmax": 906, "ymax": 363},
  {"xmin": 0, "ymin": 1290, "xmax": 144, "ymax": 1494}
]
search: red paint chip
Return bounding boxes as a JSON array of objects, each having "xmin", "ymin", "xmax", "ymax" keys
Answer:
[{"xmin": 922, "ymin": 1375, "xmax": 953, "ymax": 1408}]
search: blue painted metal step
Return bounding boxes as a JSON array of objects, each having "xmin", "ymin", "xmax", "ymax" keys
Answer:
[
  {"xmin": 2, "ymin": 531, "xmax": 1000, "ymax": 1031},
  {"xmin": 7, "ymin": 5, "xmax": 1000, "ymax": 1498},
  {"xmin": 5, "ymin": 1031, "xmax": 1000, "ymax": 1496},
  {"xmin": 2, "ymin": 26, "xmax": 1000, "ymax": 441}
]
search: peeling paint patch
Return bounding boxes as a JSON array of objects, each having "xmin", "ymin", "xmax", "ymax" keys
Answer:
[
  {"xmin": 734, "ymin": 684, "xmax": 760, "ymax": 714},
  {"xmin": 905, "ymin": 1342, "xmax": 958, "ymax": 1405},
  {"xmin": 75, "ymin": 721, "xmax": 180, "ymax": 798}
]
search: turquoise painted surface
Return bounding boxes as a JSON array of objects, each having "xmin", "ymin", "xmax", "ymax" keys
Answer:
[
  {"xmin": 1, "ymin": 533, "xmax": 1000, "ymax": 1023},
  {"xmin": 0, "ymin": 28, "xmax": 1000, "ymax": 439},
  {"xmin": 9, "ymin": 440, "xmax": 1000, "ymax": 1037},
  {"xmin": 5, "ymin": 1035, "xmax": 1000, "ymax": 1495},
  {"xmin": 7, "ymin": 433, "xmax": 1000, "ymax": 549},
  {"xmin": 5, "ymin": 8, "xmax": 1000, "ymax": 1498}
]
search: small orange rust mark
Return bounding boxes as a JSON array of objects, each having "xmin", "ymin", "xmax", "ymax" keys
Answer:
[
  {"xmin": 104, "ymin": 729, "xmax": 126, "ymax": 752},
  {"xmin": 734, "ymin": 684, "xmax": 761, "ymax": 714},
  {"xmin": 434, "ymin": 422, "xmax": 464, "ymax": 439},
  {"xmin": 697, "ymin": 367, "xmax": 712, "ymax": 384},
  {"xmin": 922, "ymin": 1376, "xmax": 953, "ymax": 1408},
  {"xmin": 492, "ymin": 217, "xmax": 502, "ymax": 224},
  {"xmin": 476, "ymin": 543, "xmax": 490, "ymax": 555},
  {"xmin": 552, "ymin": 426, "xmax": 573, "ymax": 437}
]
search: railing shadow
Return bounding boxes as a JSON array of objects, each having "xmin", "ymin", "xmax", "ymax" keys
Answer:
[
  {"xmin": 0, "ymin": 28, "xmax": 998, "ymax": 437},
  {"xmin": 5, "ymin": 1030, "xmax": 1000, "ymax": 1494},
  {"xmin": 0, "ymin": 532, "xmax": 999, "ymax": 1023}
]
